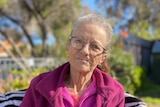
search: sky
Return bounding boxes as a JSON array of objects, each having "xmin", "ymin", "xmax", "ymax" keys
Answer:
[
  {"xmin": 81, "ymin": 0, "xmax": 96, "ymax": 11},
  {"xmin": 81, "ymin": 0, "xmax": 106, "ymax": 16}
]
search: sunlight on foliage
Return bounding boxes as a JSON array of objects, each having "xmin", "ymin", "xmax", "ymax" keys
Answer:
[
  {"xmin": 0, "ymin": 0, "xmax": 8, "ymax": 8},
  {"xmin": 108, "ymin": 36, "xmax": 146, "ymax": 94},
  {"xmin": 0, "ymin": 67, "xmax": 54, "ymax": 93},
  {"xmin": 130, "ymin": 21, "xmax": 160, "ymax": 40}
]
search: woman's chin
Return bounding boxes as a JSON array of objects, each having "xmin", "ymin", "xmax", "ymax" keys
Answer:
[
  {"xmin": 70, "ymin": 61, "xmax": 91, "ymax": 72},
  {"xmin": 76, "ymin": 65, "xmax": 91, "ymax": 73}
]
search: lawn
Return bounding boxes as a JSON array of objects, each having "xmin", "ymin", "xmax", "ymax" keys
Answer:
[
  {"xmin": 135, "ymin": 80, "xmax": 160, "ymax": 107},
  {"xmin": 141, "ymin": 97, "xmax": 160, "ymax": 107}
]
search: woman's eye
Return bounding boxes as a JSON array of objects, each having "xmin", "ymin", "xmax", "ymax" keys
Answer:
[
  {"xmin": 91, "ymin": 44, "xmax": 101, "ymax": 50},
  {"xmin": 74, "ymin": 39, "xmax": 81, "ymax": 43}
]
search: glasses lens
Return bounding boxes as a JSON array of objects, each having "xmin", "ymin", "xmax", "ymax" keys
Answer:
[
  {"xmin": 90, "ymin": 43, "xmax": 104, "ymax": 53},
  {"xmin": 70, "ymin": 37, "xmax": 105, "ymax": 53},
  {"xmin": 71, "ymin": 37, "xmax": 83, "ymax": 50}
]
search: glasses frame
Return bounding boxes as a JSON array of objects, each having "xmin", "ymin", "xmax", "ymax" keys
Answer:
[{"xmin": 69, "ymin": 36, "xmax": 106, "ymax": 54}]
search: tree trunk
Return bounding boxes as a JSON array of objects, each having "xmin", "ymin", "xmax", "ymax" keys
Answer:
[{"xmin": 0, "ymin": 30, "xmax": 32, "ymax": 72}]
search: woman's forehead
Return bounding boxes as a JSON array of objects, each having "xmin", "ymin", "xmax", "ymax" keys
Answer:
[{"xmin": 72, "ymin": 23, "xmax": 107, "ymax": 44}]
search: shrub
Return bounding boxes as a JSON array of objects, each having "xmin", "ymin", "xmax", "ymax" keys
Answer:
[
  {"xmin": 0, "ymin": 67, "xmax": 54, "ymax": 93},
  {"xmin": 109, "ymin": 46, "xmax": 146, "ymax": 94}
]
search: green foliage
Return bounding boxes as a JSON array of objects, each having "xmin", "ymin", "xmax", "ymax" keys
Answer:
[
  {"xmin": 130, "ymin": 20, "xmax": 160, "ymax": 40},
  {"xmin": 130, "ymin": 21, "xmax": 150, "ymax": 40},
  {"xmin": 109, "ymin": 47, "xmax": 135, "ymax": 73},
  {"xmin": 141, "ymin": 97, "xmax": 160, "ymax": 106},
  {"xmin": 136, "ymin": 80, "xmax": 160, "ymax": 107},
  {"xmin": 0, "ymin": 67, "xmax": 54, "ymax": 93},
  {"xmin": 134, "ymin": 67, "xmax": 146, "ymax": 88},
  {"xmin": 109, "ymin": 37, "xmax": 146, "ymax": 94},
  {"xmin": 136, "ymin": 79, "xmax": 160, "ymax": 97},
  {"xmin": 0, "ymin": 0, "xmax": 8, "ymax": 8},
  {"xmin": 52, "ymin": 22, "xmax": 72, "ymax": 59}
]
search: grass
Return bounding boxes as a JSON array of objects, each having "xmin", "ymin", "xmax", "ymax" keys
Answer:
[
  {"xmin": 136, "ymin": 80, "xmax": 160, "ymax": 97},
  {"xmin": 135, "ymin": 79, "xmax": 160, "ymax": 107},
  {"xmin": 141, "ymin": 97, "xmax": 160, "ymax": 107}
]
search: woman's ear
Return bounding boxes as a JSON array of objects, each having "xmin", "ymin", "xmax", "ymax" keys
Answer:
[{"xmin": 100, "ymin": 54, "xmax": 107, "ymax": 64}]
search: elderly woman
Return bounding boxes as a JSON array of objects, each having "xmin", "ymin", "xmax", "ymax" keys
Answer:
[{"xmin": 20, "ymin": 14, "xmax": 125, "ymax": 107}]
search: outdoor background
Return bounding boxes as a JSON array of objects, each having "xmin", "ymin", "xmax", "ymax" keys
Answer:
[{"xmin": 0, "ymin": 0, "xmax": 160, "ymax": 107}]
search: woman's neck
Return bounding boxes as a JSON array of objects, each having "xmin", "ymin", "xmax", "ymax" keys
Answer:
[{"xmin": 65, "ymin": 70, "xmax": 92, "ymax": 95}]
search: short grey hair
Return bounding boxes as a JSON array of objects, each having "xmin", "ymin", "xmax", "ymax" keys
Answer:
[{"xmin": 71, "ymin": 14, "xmax": 113, "ymax": 52}]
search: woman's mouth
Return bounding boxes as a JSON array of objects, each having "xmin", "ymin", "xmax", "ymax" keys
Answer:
[{"xmin": 77, "ymin": 58, "xmax": 90, "ymax": 63}]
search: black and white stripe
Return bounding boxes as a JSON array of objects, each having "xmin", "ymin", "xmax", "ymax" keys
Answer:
[
  {"xmin": 125, "ymin": 93, "xmax": 147, "ymax": 107},
  {"xmin": 0, "ymin": 90, "xmax": 147, "ymax": 107},
  {"xmin": 0, "ymin": 90, "xmax": 25, "ymax": 107}
]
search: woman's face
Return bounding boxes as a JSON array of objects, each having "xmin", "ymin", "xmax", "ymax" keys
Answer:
[{"xmin": 67, "ymin": 23, "xmax": 108, "ymax": 73}]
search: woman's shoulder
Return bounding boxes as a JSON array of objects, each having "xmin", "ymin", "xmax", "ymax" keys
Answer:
[
  {"xmin": 30, "ymin": 64, "xmax": 66, "ymax": 84},
  {"xmin": 30, "ymin": 70, "xmax": 53, "ymax": 85},
  {"xmin": 95, "ymin": 68, "xmax": 124, "ymax": 91},
  {"xmin": 105, "ymin": 73, "xmax": 124, "ymax": 91}
]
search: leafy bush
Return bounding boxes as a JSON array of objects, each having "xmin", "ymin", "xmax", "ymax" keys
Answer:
[
  {"xmin": 108, "ymin": 37, "xmax": 146, "ymax": 94},
  {"xmin": 136, "ymin": 79, "xmax": 160, "ymax": 97},
  {"xmin": 0, "ymin": 67, "xmax": 54, "ymax": 93}
]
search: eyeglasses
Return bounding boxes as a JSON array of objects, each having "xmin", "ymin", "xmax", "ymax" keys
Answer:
[{"xmin": 69, "ymin": 36, "xmax": 106, "ymax": 54}]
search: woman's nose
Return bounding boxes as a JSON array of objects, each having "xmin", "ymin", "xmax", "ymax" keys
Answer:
[{"xmin": 80, "ymin": 44, "xmax": 90, "ymax": 55}]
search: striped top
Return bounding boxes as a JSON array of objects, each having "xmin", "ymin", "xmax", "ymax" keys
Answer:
[{"xmin": 0, "ymin": 89, "xmax": 147, "ymax": 107}]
